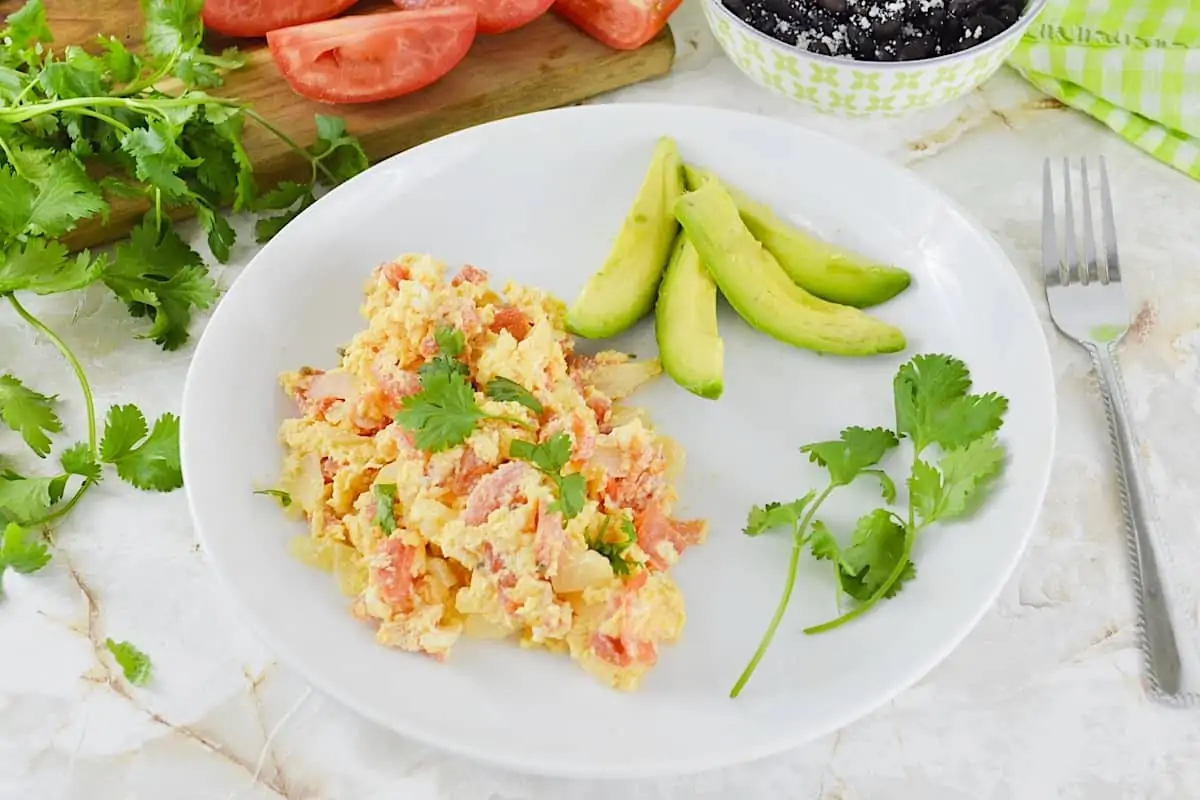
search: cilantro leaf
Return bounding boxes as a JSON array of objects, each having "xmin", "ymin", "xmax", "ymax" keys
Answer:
[
  {"xmin": 863, "ymin": 468, "xmax": 897, "ymax": 504},
  {"xmin": 121, "ymin": 123, "xmax": 199, "ymax": 200},
  {"xmin": 434, "ymin": 326, "xmax": 464, "ymax": 357},
  {"xmin": 105, "ymin": 637, "xmax": 151, "ymax": 686},
  {"xmin": 0, "ymin": 470, "xmax": 67, "ymax": 524},
  {"xmin": 97, "ymin": 36, "xmax": 138, "ymax": 83},
  {"xmin": 0, "ymin": 239, "xmax": 104, "ymax": 295},
  {"xmin": 485, "ymin": 377, "xmax": 543, "ymax": 415},
  {"xmin": 395, "ymin": 370, "xmax": 488, "ymax": 453},
  {"xmin": 893, "ymin": 354, "xmax": 1007, "ymax": 454},
  {"xmin": 5, "ymin": 0, "xmax": 52, "ymax": 49},
  {"xmin": 107, "ymin": 217, "xmax": 217, "ymax": 350},
  {"xmin": 256, "ymin": 180, "xmax": 309, "ymax": 211},
  {"xmin": 1, "ymin": 521, "xmax": 50, "ymax": 574},
  {"xmin": 0, "ymin": 155, "xmax": 107, "ymax": 239},
  {"xmin": 801, "ymin": 426, "xmax": 899, "ymax": 487},
  {"xmin": 909, "ymin": 435, "xmax": 1006, "ymax": 525},
  {"xmin": 60, "ymin": 442, "xmax": 101, "ymax": 482},
  {"xmin": 0, "ymin": 374, "xmax": 61, "ymax": 457},
  {"xmin": 254, "ymin": 488, "xmax": 291, "ymax": 507},
  {"xmin": 141, "ymin": 0, "xmax": 202, "ymax": 58},
  {"xmin": 254, "ymin": 193, "xmax": 314, "ymax": 243},
  {"xmin": 509, "ymin": 434, "xmax": 585, "ymax": 519},
  {"xmin": 310, "ymin": 114, "xmax": 368, "ymax": 183},
  {"xmin": 808, "ymin": 520, "xmax": 842, "ymax": 562},
  {"xmin": 743, "ymin": 494, "xmax": 813, "ymax": 536},
  {"xmin": 509, "ymin": 433, "xmax": 572, "ymax": 474},
  {"xmin": 374, "ymin": 483, "xmax": 397, "ymax": 533},
  {"xmin": 549, "ymin": 471, "xmax": 586, "ymax": 520},
  {"xmin": 588, "ymin": 516, "xmax": 637, "ymax": 576},
  {"xmin": 837, "ymin": 509, "xmax": 913, "ymax": 602},
  {"xmin": 99, "ymin": 405, "xmax": 182, "ymax": 492},
  {"xmin": 194, "ymin": 204, "xmax": 235, "ymax": 263}
]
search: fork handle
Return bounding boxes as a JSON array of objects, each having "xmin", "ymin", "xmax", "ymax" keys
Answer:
[{"xmin": 1090, "ymin": 343, "xmax": 1186, "ymax": 701}]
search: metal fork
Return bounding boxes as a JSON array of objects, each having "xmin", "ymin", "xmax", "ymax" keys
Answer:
[{"xmin": 1042, "ymin": 157, "xmax": 1194, "ymax": 706}]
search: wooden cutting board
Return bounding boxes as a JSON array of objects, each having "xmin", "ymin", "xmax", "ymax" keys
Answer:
[{"xmin": 4, "ymin": 0, "xmax": 675, "ymax": 249}]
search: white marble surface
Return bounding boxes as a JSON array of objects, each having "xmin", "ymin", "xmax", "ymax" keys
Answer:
[{"xmin": 5, "ymin": 3, "xmax": 1200, "ymax": 797}]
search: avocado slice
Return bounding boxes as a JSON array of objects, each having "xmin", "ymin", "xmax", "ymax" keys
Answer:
[
  {"xmin": 683, "ymin": 165, "xmax": 911, "ymax": 308},
  {"xmin": 675, "ymin": 181, "xmax": 906, "ymax": 357},
  {"xmin": 567, "ymin": 138, "xmax": 685, "ymax": 339},
  {"xmin": 656, "ymin": 234, "xmax": 724, "ymax": 399}
]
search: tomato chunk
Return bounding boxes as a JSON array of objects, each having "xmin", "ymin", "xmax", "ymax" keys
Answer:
[
  {"xmin": 395, "ymin": 0, "xmax": 553, "ymax": 35},
  {"xmin": 553, "ymin": 0, "xmax": 679, "ymax": 50},
  {"xmin": 202, "ymin": 0, "xmax": 360, "ymax": 38},
  {"xmin": 267, "ymin": 9, "xmax": 477, "ymax": 104}
]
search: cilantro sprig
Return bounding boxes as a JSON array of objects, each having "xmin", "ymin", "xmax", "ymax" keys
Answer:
[
  {"xmin": 397, "ymin": 326, "xmax": 532, "ymax": 452},
  {"xmin": 0, "ymin": 1, "xmax": 367, "ymax": 548},
  {"xmin": 731, "ymin": 354, "xmax": 1008, "ymax": 697},
  {"xmin": 509, "ymin": 433, "xmax": 586, "ymax": 519}
]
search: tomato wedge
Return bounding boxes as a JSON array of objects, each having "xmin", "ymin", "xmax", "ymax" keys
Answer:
[
  {"xmin": 202, "ymin": 0, "xmax": 361, "ymax": 38},
  {"xmin": 394, "ymin": 0, "xmax": 552, "ymax": 35},
  {"xmin": 553, "ymin": 0, "xmax": 679, "ymax": 50},
  {"xmin": 266, "ymin": 9, "xmax": 477, "ymax": 104}
]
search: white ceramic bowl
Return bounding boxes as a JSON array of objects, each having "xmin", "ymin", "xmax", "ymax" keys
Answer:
[{"xmin": 703, "ymin": 0, "xmax": 1048, "ymax": 116}]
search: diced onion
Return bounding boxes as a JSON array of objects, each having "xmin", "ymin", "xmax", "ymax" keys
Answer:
[{"xmin": 552, "ymin": 549, "xmax": 614, "ymax": 594}]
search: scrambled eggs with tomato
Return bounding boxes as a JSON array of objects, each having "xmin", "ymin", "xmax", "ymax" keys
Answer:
[{"xmin": 273, "ymin": 254, "xmax": 706, "ymax": 690}]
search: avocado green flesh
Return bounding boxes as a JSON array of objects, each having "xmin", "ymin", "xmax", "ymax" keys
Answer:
[
  {"xmin": 683, "ymin": 165, "xmax": 911, "ymax": 309},
  {"xmin": 674, "ymin": 182, "xmax": 906, "ymax": 357},
  {"xmin": 566, "ymin": 137, "xmax": 684, "ymax": 339},
  {"xmin": 656, "ymin": 234, "xmax": 724, "ymax": 399}
]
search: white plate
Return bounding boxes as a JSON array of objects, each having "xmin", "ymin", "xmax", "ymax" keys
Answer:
[{"xmin": 182, "ymin": 104, "xmax": 1054, "ymax": 779}]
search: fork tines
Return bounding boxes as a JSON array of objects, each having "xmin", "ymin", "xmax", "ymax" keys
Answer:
[{"xmin": 1042, "ymin": 156, "xmax": 1122, "ymax": 288}]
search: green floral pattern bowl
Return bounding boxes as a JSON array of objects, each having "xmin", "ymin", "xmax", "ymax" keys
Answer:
[{"xmin": 703, "ymin": 0, "xmax": 1047, "ymax": 116}]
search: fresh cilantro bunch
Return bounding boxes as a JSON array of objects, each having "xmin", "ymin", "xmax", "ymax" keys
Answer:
[
  {"xmin": 730, "ymin": 354, "xmax": 1008, "ymax": 697},
  {"xmin": 0, "ymin": 0, "xmax": 367, "ymax": 590}
]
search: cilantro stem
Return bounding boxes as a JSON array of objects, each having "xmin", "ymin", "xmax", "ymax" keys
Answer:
[
  {"xmin": 730, "ymin": 484, "xmax": 834, "ymax": 698},
  {"xmin": 0, "ymin": 136, "xmax": 21, "ymax": 175},
  {"xmin": 0, "ymin": 95, "xmax": 238, "ymax": 124},
  {"xmin": 6, "ymin": 294, "xmax": 99, "ymax": 524},
  {"xmin": 243, "ymin": 108, "xmax": 340, "ymax": 186},
  {"xmin": 71, "ymin": 108, "xmax": 132, "ymax": 134}
]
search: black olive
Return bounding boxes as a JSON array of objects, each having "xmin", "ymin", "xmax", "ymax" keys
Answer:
[
  {"xmin": 949, "ymin": 0, "xmax": 985, "ymax": 14},
  {"xmin": 875, "ymin": 43, "xmax": 898, "ymax": 61},
  {"xmin": 722, "ymin": 0, "xmax": 749, "ymax": 17},
  {"xmin": 995, "ymin": 3, "xmax": 1018, "ymax": 27},
  {"xmin": 809, "ymin": 39, "xmax": 833, "ymax": 55}
]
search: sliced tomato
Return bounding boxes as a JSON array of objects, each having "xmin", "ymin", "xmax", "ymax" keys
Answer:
[
  {"xmin": 202, "ymin": 0, "xmax": 361, "ymax": 38},
  {"xmin": 553, "ymin": 0, "xmax": 679, "ymax": 50},
  {"xmin": 394, "ymin": 0, "xmax": 551, "ymax": 35},
  {"xmin": 267, "ymin": 9, "xmax": 477, "ymax": 104}
]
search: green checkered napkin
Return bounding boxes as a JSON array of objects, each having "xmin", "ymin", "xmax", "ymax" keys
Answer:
[{"xmin": 1008, "ymin": 0, "xmax": 1200, "ymax": 180}]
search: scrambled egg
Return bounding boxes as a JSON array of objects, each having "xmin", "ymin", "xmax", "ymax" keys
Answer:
[{"xmin": 273, "ymin": 254, "xmax": 706, "ymax": 691}]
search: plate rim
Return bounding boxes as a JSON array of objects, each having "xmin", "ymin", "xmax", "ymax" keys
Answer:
[{"xmin": 181, "ymin": 102, "xmax": 1057, "ymax": 779}]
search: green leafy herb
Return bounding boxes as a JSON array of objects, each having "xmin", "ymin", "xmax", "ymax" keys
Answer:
[
  {"xmin": 485, "ymin": 377, "xmax": 544, "ymax": 415},
  {"xmin": 374, "ymin": 483, "xmax": 398, "ymax": 534},
  {"xmin": 396, "ymin": 369, "xmax": 529, "ymax": 453},
  {"xmin": 0, "ymin": 373, "xmax": 62, "ymax": 457},
  {"xmin": 105, "ymin": 637, "xmax": 151, "ymax": 686},
  {"xmin": 0, "ymin": 521, "xmax": 51, "ymax": 593},
  {"xmin": 0, "ymin": 0, "xmax": 368, "ymax": 536},
  {"xmin": 508, "ymin": 433, "xmax": 586, "ymax": 519},
  {"xmin": 254, "ymin": 488, "xmax": 291, "ymax": 508},
  {"xmin": 418, "ymin": 325, "xmax": 470, "ymax": 381},
  {"xmin": 588, "ymin": 515, "xmax": 638, "ymax": 576},
  {"xmin": 731, "ymin": 354, "xmax": 1008, "ymax": 698},
  {"xmin": 254, "ymin": 114, "xmax": 368, "ymax": 242},
  {"xmin": 99, "ymin": 405, "xmax": 182, "ymax": 492}
]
